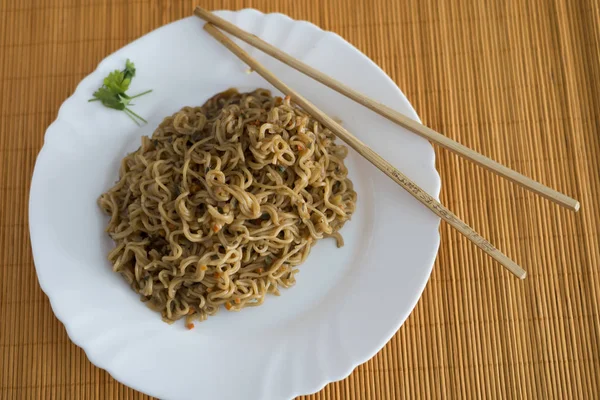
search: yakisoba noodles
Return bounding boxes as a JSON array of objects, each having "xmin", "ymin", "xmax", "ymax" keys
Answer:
[{"xmin": 98, "ymin": 89, "xmax": 357, "ymax": 328}]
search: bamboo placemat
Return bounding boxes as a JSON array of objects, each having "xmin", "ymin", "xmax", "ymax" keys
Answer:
[{"xmin": 1, "ymin": 0, "xmax": 599, "ymax": 398}]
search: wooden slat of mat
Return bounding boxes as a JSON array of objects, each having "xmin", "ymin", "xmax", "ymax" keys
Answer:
[{"xmin": 1, "ymin": 0, "xmax": 598, "ymax": 398}]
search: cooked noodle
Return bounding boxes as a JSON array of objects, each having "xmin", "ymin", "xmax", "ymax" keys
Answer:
[{"xmin": 98, "ymin": 89, "xmax": 357, "ymax": 327}]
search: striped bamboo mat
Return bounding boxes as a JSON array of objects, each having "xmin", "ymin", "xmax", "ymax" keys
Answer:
[{"xmin": 1, "ymin": 0, "xmax": 599, "ymax": 398}]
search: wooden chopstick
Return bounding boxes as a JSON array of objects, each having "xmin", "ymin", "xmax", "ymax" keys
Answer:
[
  {"xmin": 194, "ymin": 6, "xmax": 580, "ymax": 213},
  {"xmin": 203, "ymin": 23, "xmax": 527, "ymax": 279}
]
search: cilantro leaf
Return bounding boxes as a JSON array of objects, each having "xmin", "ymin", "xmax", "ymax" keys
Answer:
[
  {"xmin": 91, "ymin": 87, "xmax": 124, "ymax": 110},
  {"xmin": 88, "ymin": 59, "xmax": 151, "ymax": 125},
  {"xmin": 104, "ymin": 70, "xmax": 130, "ymax": 93},
  {"xmin": 124, "ymin": 59, "xmax": 136, "ymax": 80}
]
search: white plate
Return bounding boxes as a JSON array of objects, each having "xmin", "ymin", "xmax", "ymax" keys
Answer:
[{"xmin": 29, "ymin": 10, "xmax": 440, "ymax": 400}]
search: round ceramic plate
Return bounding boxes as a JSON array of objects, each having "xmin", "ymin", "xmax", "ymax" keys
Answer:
[{"xmin": 29, "ymin": 9, "xmax": 440, "ymax": 400}]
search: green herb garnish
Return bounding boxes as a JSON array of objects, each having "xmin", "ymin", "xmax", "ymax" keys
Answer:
[{"xmin": 88, "ymin": 59, "xmax": 152, "ymax": 125}]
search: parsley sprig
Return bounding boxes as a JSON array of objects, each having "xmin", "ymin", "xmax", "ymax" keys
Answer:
[{"xmin": 88, "ymin": 59, "xmax": 152, "ymax": 125}]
